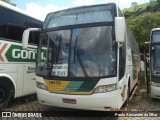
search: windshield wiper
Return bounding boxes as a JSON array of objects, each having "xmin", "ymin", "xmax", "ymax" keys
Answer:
[
  {"xmin": 73, "ymin": 36, "xmax": 89, "ymax": 77},
  {"xmin": 56, "ymin": 34, "xmax": 62, "ymax": 63},
  {"xmin": 76, "ymin": 50, "xmax": 89, "ymax": 77},
  {"xmin": 48, "ymin": 34, "xmax": 62, "ymax": 64},
  {"xmin": 74, "ymin": 36, "xmax": 78, "ymax": 64}
]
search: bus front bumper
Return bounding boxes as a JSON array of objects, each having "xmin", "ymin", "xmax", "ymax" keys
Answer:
[
  {"xmin": 37, "ymin": 88, "xmax": 123, "ymax": 111},
  {"xmin": 151, "ymin": 85, "xmax": 160, "ymax": 98}
]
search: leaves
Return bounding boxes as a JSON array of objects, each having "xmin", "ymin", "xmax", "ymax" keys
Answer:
[
  {"xmin": 127, "ymin": 11, "xmax": 160, "ymax": 52},
  {"xmin": 124, "ymin": 1, "xmax": 160, "ymax": 52}
]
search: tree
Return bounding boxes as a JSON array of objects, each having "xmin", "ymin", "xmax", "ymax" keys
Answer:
[
  {"xmin": 150, "ymin": 0, "xmax": 156, "ymax": 2},
  {"xmin": 131, "ymin": 2, "xmax": 138, "ymax": 7},
  {"xmin": 157, "ymin": 0, "xmax": 160, "ymax": 5},
  {"xmin": 127, "ymin": 11, "xmax": 160, "ymax": 52},
  {"xmin": 131, "ymin": 2, "xmax": 138, "ymax": 11},
  {"xmin": 150, "ymin": 0, "xmax": 155, "ymax": 6},
  {"xmin": 0, "ymin": 0, "xmax": 16, "ymax": 6}
]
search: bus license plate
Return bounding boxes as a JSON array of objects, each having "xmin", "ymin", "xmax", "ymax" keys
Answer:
[{"xmin": 63, "ymin": 98, "xmax": 76, "ymax": 104}]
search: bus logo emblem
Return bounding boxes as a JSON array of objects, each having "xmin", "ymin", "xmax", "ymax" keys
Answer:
[{"xmin": 0, "ymin": 43, "xmax": 7, "ymax": 61}]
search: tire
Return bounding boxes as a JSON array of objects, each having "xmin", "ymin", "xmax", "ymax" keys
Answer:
[{"xmin": 0, "ymin": 83, "xmax": 12, "ymax": 108}]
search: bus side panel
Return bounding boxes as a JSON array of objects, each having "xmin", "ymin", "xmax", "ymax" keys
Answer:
[
  {"xmin": 126, "ymin": 46, "xmax": 138, "ymax": 91},
  {"xmin": 0, "ymin": 40, "xmax": 37, "ymax": 98},
  {"xmin": 22, "ymin": 63, "xmax": 36, "ymax": 96},
  {"xmin": 126, "ymin": 46, "xmax": 133, "ymax": 87},
  {"xmin": 16, "ymin": 64, "xmax": 23, "ymax": 97},
  {"xmin": 125, "ymin": 24, "xmax": 140, "ymax": 91}
]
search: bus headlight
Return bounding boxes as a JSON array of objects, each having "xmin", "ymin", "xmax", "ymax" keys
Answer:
[
  {"xmin": 36, "ymin": 81, "xmax": 48, "ymax": 90},
  {"xmin": 94, "ymin": 84, "xmax": 116, "ymax": 93}
]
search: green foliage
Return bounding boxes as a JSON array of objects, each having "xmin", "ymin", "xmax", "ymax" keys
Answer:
[
  {"xmin": 128, "ymin": 12, "xmax": 160, "ymax": 50},
  {"xmin": 157, "ymin": 0, "xmax": 160, "ymax": 4},
  {"xmin": 123, "ymin": 3, "xmax": 150, "ymax": 13},
  {"xmin": 124, "ymin": 1, "xmax": 160, "ymax": 52},
  {"xmin": 123, "ymin": 7, "xmax": 134, "ymax": 13},
  {"xmin": 141, "ymin": 3, "xmax": 150, "ymax": 8}
]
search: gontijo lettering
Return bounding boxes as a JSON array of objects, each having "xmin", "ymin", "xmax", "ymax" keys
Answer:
[
  {"xmin": 12, "ymin": 49, "xmax": 35, "ymax": 59},
  {"xmin": 0, "ymin": 43, "xmax": 46, "ymax": 62}
]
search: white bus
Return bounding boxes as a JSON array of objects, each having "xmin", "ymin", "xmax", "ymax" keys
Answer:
[
  {"xmin": 147, "ymin": 28, "xmax": 160, "ymax": 98},
  {"xmin": 0, "ymin": 1, "xmax": 42, "ymax": 108},
  {"xmin": 22, "ymin": 2, "xmax": 140, "ymax": 111}
]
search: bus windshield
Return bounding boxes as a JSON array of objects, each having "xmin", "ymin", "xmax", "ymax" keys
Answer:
[
  {"xmin": 36, "ymin": 25, "xmax": 117, "ymax": 78},
  {"xmin": 152, "ymin": 31, "xmax": 160, "ymax": 43},
  {"xmin": 151, "ymin": 45, "xmax": 160, "ymax": 77},
  {"xmin": 151, "ymin": 31, "xmax": 160, "ymax": 77}
]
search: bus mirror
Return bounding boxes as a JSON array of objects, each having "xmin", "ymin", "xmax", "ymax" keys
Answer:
[
  {"xmin": 22, "ymin": 28, "xmax": 41, "ymax": 49},
  {"xmin": 115, "ymin": 17, "xmax": 126, "ymax": 43},
  {"xmin": 22, "ymin": 29, "xmax": 30, "ymax": 49}
]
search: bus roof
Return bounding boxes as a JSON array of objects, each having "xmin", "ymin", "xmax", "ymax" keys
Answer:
[
  {"xmin": 44, "ymin": 2, "xmax": 118, "ymax": 28},
  {"xmin": 152, "ymin": 28, "xmax": 160, "ymax": 32},
  {"xmin": 0, "ymin": 1, "xmax": 42, "ymax": 22},
  {"xmin": 46, "ymin": 2, "xmax": 117, "ymax": 18}
]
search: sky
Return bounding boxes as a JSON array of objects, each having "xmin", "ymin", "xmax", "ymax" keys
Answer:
[{"xmin": 11, "ymin": 0, "xmax": 150, "ymax": 21}]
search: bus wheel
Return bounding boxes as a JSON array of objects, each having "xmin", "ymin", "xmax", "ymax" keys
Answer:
[{"xmin": 0, "ymin": 83, "xmax": 12, "ymax": 108}]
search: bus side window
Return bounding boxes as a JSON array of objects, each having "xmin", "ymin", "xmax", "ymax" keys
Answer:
[
  {"xmin": 118, "ymin": 8, "xmax": 123, "ymax": 17},
  {"xmin": 0, "ymin": 24, "xmax": 26, "ymax": 41},
  {"xmin": 119, "ymin": 44, "xmax": 125, "ymax": 80},
  {"xmin": 28, "ymin": 31, "xmax": 40, "ymax": 45},
  {"xmin": 0, "ymin": 25, "xmax": 6, "ymax": 38}
]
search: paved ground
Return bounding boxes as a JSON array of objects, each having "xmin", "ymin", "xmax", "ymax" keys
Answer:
[{"xmin": 1, "ymin": 74, "xmax": 160, "ymax": 120}]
